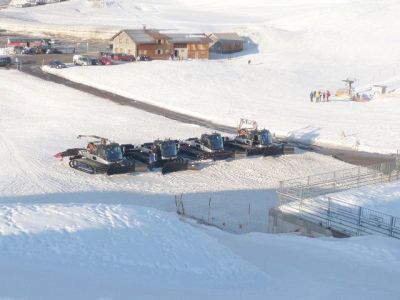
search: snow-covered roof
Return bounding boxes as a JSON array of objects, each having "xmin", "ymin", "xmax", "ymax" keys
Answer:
[
  {"xmin": 125, "ymin": 29, "xmax": 155, "ymax": 44},
  {"xmin": 211, "ymin": 33, "xmax": 243, "ymax": 42},
  {"xmin": 165, "ymin": 33, "xmax": 210, "ymax": 44},
  {"xmin": 112, "ymin": 29, "xmax": 156, "ymax": 44}
]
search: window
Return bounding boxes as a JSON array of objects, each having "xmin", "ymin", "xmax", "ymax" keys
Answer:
[
  {"xmin": 156, "ymin": 49, "xmax": 162, "ymax": 55},
  {"xmin": 157, "ymin": 39, "xmax": 162, "ymax": 45}
]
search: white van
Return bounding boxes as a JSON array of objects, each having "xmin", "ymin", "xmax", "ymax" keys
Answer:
[{"xmin": 73, "ymin": 55, "xmax": 91, "ymax": 66}]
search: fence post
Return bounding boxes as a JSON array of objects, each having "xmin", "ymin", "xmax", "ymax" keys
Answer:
[
  {"xmin": 357, "ymin": 206, "xmax": 362, "ymax": 235},
  {"xmin": 357, "ymin": 166, "xmax": 361, "ymax": 187},
  {"xmin": 208, "ymin": 197, "xmax": 211, "ymax": 224},
  {"xmin": 327, "ymin": 198, "xmax": 331, "ymax": 228},
  {"xmin": 278, "ymin": 181, "xmax": 284, "ymax": 205},
  {"xmin": 333, "ymin": 171, "xmax": 337, "ymax": 191},
  {"xmin": 247, "ymin": 203, "xmax": 251, "ymax": 232},
  {"xmin": 180, "ymin": 194, "xmax": 184, "ymax": 215},
  {"xmin": 389, "ymin": 216, "xmax": 394, "ymax": 237}
]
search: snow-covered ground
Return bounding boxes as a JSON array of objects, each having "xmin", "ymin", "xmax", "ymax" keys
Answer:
[
  {"xmin": 45, "ymin": 58, "xmax": 400, "ymax": 153},
  {"xmin": 23, "ymin": 0, "xmax": 399, "ymax": 153},
  {"xmin": 1, "ymin": 203, "xmax": 399, "ymax": 300},
  {"xmin": 2, "ymin": 69, "xmax": 399, "ymax": 299},
  {"xmin": 0, "ymin": 204, "xmax": 267, "ymax": 299},
  {"xmin": 0, "ymin": 70, "xmax": 350, "ymax": 225},
  {"xmin": 2, "ymin": 1, "xmax": 400, "ymax": 297}
]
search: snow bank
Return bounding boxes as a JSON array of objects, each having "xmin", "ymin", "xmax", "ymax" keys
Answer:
[
  {"xmin": 208, "ymin": 229, "xmax": 400, "ymax": 300},
  {"xmin": 0, "ymin": 203, "xmax": 268, "ymax": 299}
]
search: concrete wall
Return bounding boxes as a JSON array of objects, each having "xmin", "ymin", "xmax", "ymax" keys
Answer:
[{"xmin": 268, "ymin": 208, "xmax": 349, "ymax": 238}]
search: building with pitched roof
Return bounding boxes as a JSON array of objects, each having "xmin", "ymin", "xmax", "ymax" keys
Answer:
[
  {"xmin": 111, "ymin": 29, "xmax": 211, "ymax": 60},
  {"xmin": 209, "ymin": 33, "xmax": 244, "ymax": 54}
]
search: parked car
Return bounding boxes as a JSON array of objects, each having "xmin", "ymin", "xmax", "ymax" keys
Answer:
[
  {"xmin": 138, "ymin": 55, "xmax": 152, "ymax": 61},
  {"xmin": 21, "ymin": 47, "xmax": 35, "ymax": 55},
  {"xmin": 73, "ymin": 55, "xmax": 91, "ymax": 66},
  {"xmin": 35, "ymin": 47, "xmax": 47, "ymax": 54},
  {"xmin": 100, "ymin": 56, "xmax": 113, "ymax": 65},
  {"xmin": 46, "ymin": 48, "xmax": 62, "ymax": 54},
  {"xmin": 48, "ymin": 60, "xmax": 67, "ymax": 69},
  {"xmin": 0, "ymin": 56, "xmax": 12, "ymax": 67},
  {"xmin": 112, "ymin": 53, "xmax": 135, "ymax": 62},
  {"xmin": 89, "ymin": 58, "xmax": 100, "ymax": 65}
]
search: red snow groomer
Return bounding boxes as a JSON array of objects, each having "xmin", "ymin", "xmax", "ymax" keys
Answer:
[{"xmin": 224, "ymin": 119, "xmax": 294, "ymax": 156}]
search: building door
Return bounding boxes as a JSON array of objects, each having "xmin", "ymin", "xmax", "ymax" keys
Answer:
[{"xmin": 174, "ymin": 48, "xmax": 188, "ymax": 60}]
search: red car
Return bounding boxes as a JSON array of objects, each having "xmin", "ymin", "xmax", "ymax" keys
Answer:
[
  {"xmin": 112, "ymin": 53, "xmax": 135, "ymax": 62},
  {"xmin": 100, "ymin": 56, "xmax": 113, "ymax": 65}
]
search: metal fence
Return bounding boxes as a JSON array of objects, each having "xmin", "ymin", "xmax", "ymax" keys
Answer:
[
  {"xmin": 277, "ymin": 159, "xmax": 400, "ymax": 238},
  {"xmin": 280, "ymin": 196, "xmax": 400, "ymax": 238},
  {"xmin": 174, "ymin": 194, "xmax": 270, "ymax": 234},
  {"xmin": 279, "ymin": 159, "xmax": 400, "ymax": 201}
]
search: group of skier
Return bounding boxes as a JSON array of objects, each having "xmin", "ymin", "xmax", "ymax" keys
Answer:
[{"xmin": 310, "ymin": 90, "xmax": 331, "ymax": 102}]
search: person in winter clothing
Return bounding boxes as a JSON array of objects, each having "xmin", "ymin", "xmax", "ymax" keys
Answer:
[
  {"xmin": 310, "ymin": 91, "xmax": 314, "ymax": 102},
  {"xmin": 326, "ymin": 90, "xmax": 331, "ymax": 101},
  {"xmin": 316, "ymin": 91, "xmax": 320, "ymax": 102},
  {"xmin": 322, "ymin": 91, "xmax": 326, "ymax": 101}
]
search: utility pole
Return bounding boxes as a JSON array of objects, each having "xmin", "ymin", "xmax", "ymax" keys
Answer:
[{"xmin": 342, "ymin": 78, "xmax": 356, "ymax": 96}]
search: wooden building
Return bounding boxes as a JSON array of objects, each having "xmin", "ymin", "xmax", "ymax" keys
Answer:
[
  {"xmin": 166, "ymin": 34, "xmax": 210, "ymax": 59},
  {"xmin": 209, "ymin": 33, "xmax": 244, "ymax": 54},
  {"xmin": 111, "ymin": 29, "xmax": 211, "ymax": 60}
]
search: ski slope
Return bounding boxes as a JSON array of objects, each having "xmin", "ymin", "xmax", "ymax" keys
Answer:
[
  {"xmin": 0, "ymin": 70, "xmax": 350, "ymax": 223},
  {"xmin": 21, "ymin": 0, "xmax": 399, "ymax": 153},
  {"xmin": 46, "ymin": 57, "xmax": 400, "ymax": 154}
]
